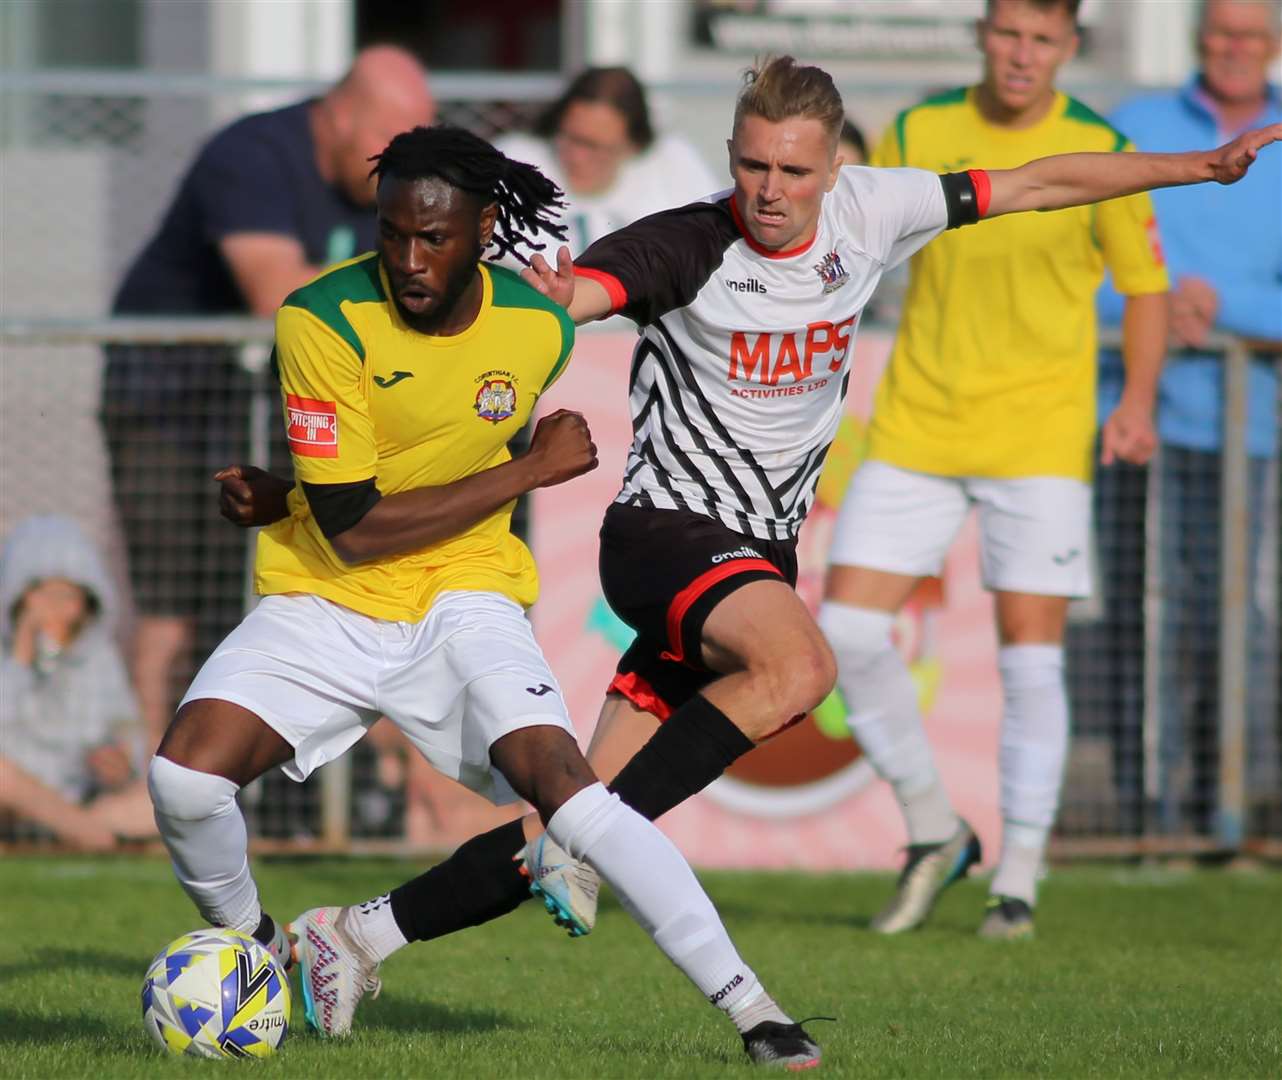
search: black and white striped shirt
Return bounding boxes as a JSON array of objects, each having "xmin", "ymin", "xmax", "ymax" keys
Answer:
[{"xmin": 576, "ymin": 166, "xmax": 960, "ymax": 540}]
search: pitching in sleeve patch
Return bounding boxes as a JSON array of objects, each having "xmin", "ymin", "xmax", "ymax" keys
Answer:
[{"xmin": 285, "ymin": 394, "xmax": 339, "ymax": 458}]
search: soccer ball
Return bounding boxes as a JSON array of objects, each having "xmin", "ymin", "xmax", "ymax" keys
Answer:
[{"xmin": 141, "ymin": 928, "xmax": 291, "ymax": 1058}]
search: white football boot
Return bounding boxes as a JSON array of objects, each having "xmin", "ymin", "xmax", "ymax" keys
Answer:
[
  {"xmin": 289, "ymin": 906, "xmax": 382, "ymax": 1036},
  {"xmin": 518, "ymin": 834, "xmax": 600, "ymax": 937}
]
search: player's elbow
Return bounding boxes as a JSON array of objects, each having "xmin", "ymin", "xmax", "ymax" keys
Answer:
[{"xmin": 328, "ymin": 528, "xmax": 374, "ymax": 565}]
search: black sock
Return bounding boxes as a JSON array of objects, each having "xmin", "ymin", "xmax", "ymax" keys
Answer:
[
  {"xmin": 251, "ymin": 911, "xmax": 278, "ymax": 946},
  {"xmin": 388, "ymin": 819, "xmax": 531, "ymax": 943},
  {"xmin": 608, "ymin": 693, "xmax": 754, "ymax": 821}
]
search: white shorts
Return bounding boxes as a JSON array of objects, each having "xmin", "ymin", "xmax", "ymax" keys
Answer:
[
  {"xmin": 827, "ymin": 460, "xmax": 1093, "ymax": 598},
  {"xmin": 180, "ymin": 590, "xmax": 575, "ymax": 804}
]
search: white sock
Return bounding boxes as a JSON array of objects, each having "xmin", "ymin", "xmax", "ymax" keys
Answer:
[
  {"xmin": 819, "ymin": 602, "xmax": 957, "ymax": 843},
  {"xmin": 990, "ymin": 824, "xmax": 1047, "ymax": 906},
  {"xmin": 347, "ymin": 893, "xmax": 408, "ymax": 963},
  {"xmin": 147, "ymin": 756, "xmax": 261, "ymax": 931},
  {"xmin": 993, "ymin": 644, "xmax": 1069, "ymax": 905},
  {"xmin": 547, "ymin": 783, "xmax": 790, "ymax": 1032}
]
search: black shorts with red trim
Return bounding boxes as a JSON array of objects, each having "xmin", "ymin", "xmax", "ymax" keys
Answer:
[{"xmin": 598, "ymin": 503, "xmax": 798, "ymax": 718}]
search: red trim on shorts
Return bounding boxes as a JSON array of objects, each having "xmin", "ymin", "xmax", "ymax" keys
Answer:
[
  {"xmin": 728, "ymin": 197, "xmax": 817, "ymax": 259},
  {"xmin": 607, "ymin": 671, "xmax": 673, "ymax": 722},
  {"xmin": 661, "ymin": 558, "xmax": 783, "ymax": 663},
  {"xmin": 573, "ymin": 267, "xmax": 628, "ymax": 312},
  {"xmin": 966, "ymin": 169, "xmax": 991, "ymax": 218}
]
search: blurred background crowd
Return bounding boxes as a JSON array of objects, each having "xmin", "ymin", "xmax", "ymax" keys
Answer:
[{"xmin": 0, "ymin": 0, "xmax": 1278, "ymax": 859}]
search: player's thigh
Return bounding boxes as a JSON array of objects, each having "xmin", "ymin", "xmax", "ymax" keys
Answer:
[
  {"xmin": 970, "ymin": 475, "xmax": 1093, "ymax": 600},
  {"xmin": 585, "ymin": 693, "xmax": 661, "ymax": 784},
  {"xmin": 993, "ymin": 591, "xmax": 1071, "ymax": 645},
  {"xmin": 380, "ymin": 591, "xmax": 579, "ymax": 806},
  {"xmin": 598, "ymin": 502, "xmax": 795, "ymax": 669},
  {"xmin": 488, "ymin": 724, "xmax": 597, "ymax": 821},
  {"xmin": 827, "ymin": 460, "xmax": 970, "ymax": 581},
  {"xmin": 825, "ymin": 563, "xmax": 922, "ymax": 613},
  {"xmin": 157, "ymin": 697, "xmax": 294, "ymax": 787},
  {"xmin": 702, "ymin": 577, "xmax": 830, "ymax": 677},
  {"xmin": 176, "ymin": 593, "xmax": 382, "ymax": 784}
]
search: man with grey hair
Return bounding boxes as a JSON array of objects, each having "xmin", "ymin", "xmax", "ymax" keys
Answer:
[{"xmin": 1082, "ymin": 0, "xmax": 1281, "ymax": 838}]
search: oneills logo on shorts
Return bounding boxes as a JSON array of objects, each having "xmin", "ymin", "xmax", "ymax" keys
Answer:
[{"xmin": 285, "ymin": 394, "xmax": 339, "ymax": 457}]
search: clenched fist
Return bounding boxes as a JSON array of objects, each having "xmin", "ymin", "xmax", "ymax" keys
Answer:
[
  {"xmin": 524, "ymin": 409, "xmax": 599, "ymax": 487},
  {"xmin": 214, "ymin": 465, "xmax": 292, "ymax": 527}
]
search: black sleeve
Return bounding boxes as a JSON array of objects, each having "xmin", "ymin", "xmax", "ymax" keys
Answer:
[
  {"xmin": 301, "ymin": 478, "xmax": 382, "ymax": 539},
  {"xmin": 576, "ymin": 199, "xmax": 740, "ymax": 326},
  {"xmin": 939, "ymin": 171, "xmax": 982, "ymax": 229}
]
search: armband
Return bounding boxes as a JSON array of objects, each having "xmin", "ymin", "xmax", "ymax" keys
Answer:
[
  {"xmin": 302, "ymin": 478, "xmax": 382, "ymax": 539},
  {"xmin": 940, "ymin": 170, "xmax": 990, "ymax": 228}
]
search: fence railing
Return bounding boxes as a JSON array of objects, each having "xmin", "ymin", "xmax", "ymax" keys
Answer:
[{"xmin": 1, "ymin": 318, "xmax": 1276, "ymax": 856}]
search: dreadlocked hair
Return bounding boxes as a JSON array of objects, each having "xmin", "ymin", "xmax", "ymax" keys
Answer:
[{"xmin": 370, "ymin": 124, "xmax": 568, "ymax": 265}]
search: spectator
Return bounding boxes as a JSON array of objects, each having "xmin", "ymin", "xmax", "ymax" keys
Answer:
[
  {"xmin": 1087, "ymin": 0, "xmax": 1281, "ymax": 836},
  {"xmin": 0, "ymin": 515, "xmax": 154, "ymax": 848},
  {"xmin": 101, "ymin": 46, "xmax": 435, "ymax": 745},
  {"xmin": 837, "ymin": 116, "xmax": 868, "ymax": 165},
  {"xmin": 495, "ymin": 66, "xmax": 717, "ymax": 256}
]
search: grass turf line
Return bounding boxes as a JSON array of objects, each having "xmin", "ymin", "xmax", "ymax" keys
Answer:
[{"xmin": 0, "ymin": 857, "xmax": 1277, "ymax": 1078}]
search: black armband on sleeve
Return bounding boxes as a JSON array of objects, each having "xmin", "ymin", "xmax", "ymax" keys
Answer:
[
  {"xmin": 940, "ymin": 171, "xmax": 981, "ymax": 229},
  {"xmin": 301, "ymin": 478, "xmax": 382, "ymax": 539}
]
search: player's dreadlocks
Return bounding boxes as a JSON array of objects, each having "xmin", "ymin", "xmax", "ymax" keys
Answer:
[{"xmin": 370, "ymin": 125, "xmax": 567, "ymax": 265}]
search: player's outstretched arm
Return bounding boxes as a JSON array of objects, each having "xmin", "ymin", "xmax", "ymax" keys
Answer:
[
  {"xmin": 984, "ymin": 122, "xmax": 1282, "ymax": 218},
  {"xmin": 522, "ymin": 245, "xmax": 614, "ymax": 325},
  {"xmin": 326, "ymin": 409, "xmax": 598, "ymax": 564}
]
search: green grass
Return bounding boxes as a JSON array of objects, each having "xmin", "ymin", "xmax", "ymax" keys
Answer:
[{"xmin": 0, "ymin": 857, "xmax": 1278, "ymax": 1078}]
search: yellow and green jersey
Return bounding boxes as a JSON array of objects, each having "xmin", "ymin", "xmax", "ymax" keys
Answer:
[
  {"xmin": 868, "ymin": 88, "xmax": 1169, "ymax": 481},
  {"xmin": 256, "ymin": 253, "xmax": 574, "ymax": 621}
]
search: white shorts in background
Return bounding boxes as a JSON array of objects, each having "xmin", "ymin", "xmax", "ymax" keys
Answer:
[
  {"xmin": 827, "ymin": 460, "xmax": 1093, "ymax": 598},
  {"xmin": 180, "ymin": 591, "xmax": 574, "ymax": 804}
]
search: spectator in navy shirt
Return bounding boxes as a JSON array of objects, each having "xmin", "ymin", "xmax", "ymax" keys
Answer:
[{"xmin": 102, "ymin": 46, "xmax": 434, "ymax": 746}]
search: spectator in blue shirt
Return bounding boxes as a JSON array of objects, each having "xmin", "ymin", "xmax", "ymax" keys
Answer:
[{"xmin": 1082, "ymin": 0, "xmax": 1281, "ymax": 837}]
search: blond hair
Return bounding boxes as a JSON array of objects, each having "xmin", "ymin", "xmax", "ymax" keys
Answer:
[{"xmin": 732, "ymin": 56, "xmax": 845, "ymax": 146}]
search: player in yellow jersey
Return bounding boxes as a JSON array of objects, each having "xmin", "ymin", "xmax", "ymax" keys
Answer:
[
  {"xmin": 220, "ymin": 59, "xmax": 1279, "ymax": 972},
  {"xmin": 819, "ymin": 0, "xmax": 1170, "ymax": 940},
  {"xmin": 148, "ymin": 125, "xmax": 822, "ymax": 1067}
]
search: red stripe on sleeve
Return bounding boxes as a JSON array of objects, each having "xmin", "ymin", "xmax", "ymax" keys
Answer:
[
  {"xmin": 966, "ymin": 169, "xmax": 991, "ymax": 218},
  {"xmin": 573, "ymin": 267, "xmax": 628, "ymax": 312}
]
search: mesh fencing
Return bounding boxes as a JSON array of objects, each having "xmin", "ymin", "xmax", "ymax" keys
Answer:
[{"xmin": 1, "ymin": 72, "xmax": 1277, "ymax": 856}]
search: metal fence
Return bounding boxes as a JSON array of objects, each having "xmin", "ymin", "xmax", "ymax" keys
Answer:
[
  {"xmin": 2, "ymin": 317, "xmax": 1276, "ymax": 855},
  {"xmin": 1, "ymin": 69, "xmax": 1277, "ymax": 858}
]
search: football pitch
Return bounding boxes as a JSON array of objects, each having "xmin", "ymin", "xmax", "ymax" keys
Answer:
[{"xmin": 1, "ymin": 856, "xmax": 1277, "ymax": 1078}]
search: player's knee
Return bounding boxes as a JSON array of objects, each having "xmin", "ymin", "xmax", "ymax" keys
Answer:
[
  {"xmin": 545, "ymin": 783, "xmax": 625, "ymax": 864},
  {"xmin": 147, "ymin": 755, "xmax": 239, "ymax": 822},
  {"xmin": 746, "ymin": 639, "xmax": 836, "ymax": 733},
  {"xmin": 817, "ymin": 601, "xmax": 897, "ymax": 670},
  {"xmin": 492, "ymin": 726, "xmax": 598, "ymax": 824},
  {"xmin": 998, "ymin": 643, "xmax": 1065, "ymax": 694}
]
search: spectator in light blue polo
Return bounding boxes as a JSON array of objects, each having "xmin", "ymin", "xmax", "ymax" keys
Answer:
[{"xmin": 1091, "ymin": 0, "xmax": 1281, "ymax": 836}]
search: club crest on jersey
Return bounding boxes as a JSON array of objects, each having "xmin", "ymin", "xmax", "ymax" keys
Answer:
[
  {"xmin": 474, "ymin": 370, "xmax": 518, "ymax": 424},
  {"xmin": 813, "ymin": 249, "xmax": 850, "ymax": 294}
]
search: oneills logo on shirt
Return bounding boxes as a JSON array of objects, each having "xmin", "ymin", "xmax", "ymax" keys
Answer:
[{"xmin": 285, "ymin": 394, "xmax": 339, "ymax": 457}]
